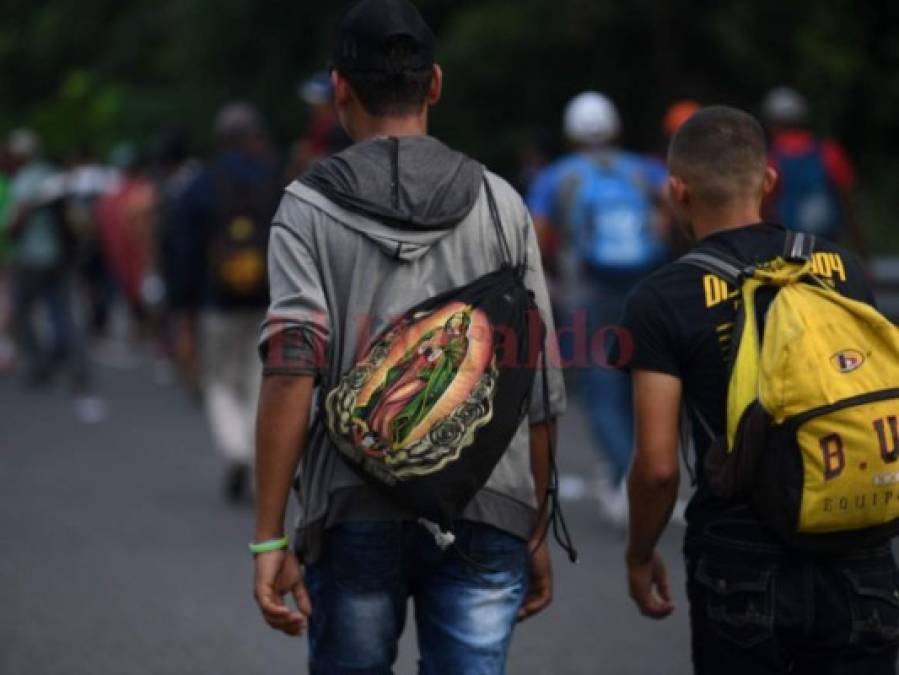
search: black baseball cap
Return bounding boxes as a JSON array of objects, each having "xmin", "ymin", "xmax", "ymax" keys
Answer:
[{"xmin": 332, "ymin": 0, "xmax": 435, "ymax": 74}]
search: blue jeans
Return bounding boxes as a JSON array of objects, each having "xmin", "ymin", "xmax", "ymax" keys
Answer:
[
  {"xmin": 577, "ymin": 276, "xmax": 636, "ymax": 484},
  {"xmin": 686, "ymin": 523, "xmax": 899, "ymax": 674},
  {"xmin": 305, "ymin": 521, "xmax": 528, "ymax": 675}
]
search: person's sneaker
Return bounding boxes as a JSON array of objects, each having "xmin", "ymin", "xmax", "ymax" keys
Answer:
[
  {"xmin": 558, "ymin": 473, "xmax": 589, "ymax": 501},
  {"xmin": 224, "ymin": 463, "xmax": 250, "ymax": 504},
  {"xmin": 670, "ymin": 498, "xmax": 689, "ymax": 526},
  {"xmin": 598, "ymin": 480, "xmax": 688, "ymax": 529},
  {"xmin": 74, "ymin": 395, "xmax": 109, "ymax": 424},
  {"xmin": 597, "ymin": 478, "xmax": 629, "ymax": 531}
]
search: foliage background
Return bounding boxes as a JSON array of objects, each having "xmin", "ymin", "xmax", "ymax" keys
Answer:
[{"xmin": 2, "ymin": 0, "xmax": 897, "ymax": 248}]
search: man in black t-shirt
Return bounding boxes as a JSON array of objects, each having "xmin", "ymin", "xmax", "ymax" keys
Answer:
[{"xmin": 621, "ymin": 106, "xmax": 898, "ymax": 674}]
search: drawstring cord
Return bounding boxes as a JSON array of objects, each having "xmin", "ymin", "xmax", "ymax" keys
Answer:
[
  {"xmin": 427, "ymin": 329, "xmax": 580, "ymax": 574},
  {"xmin": 419, "ymin": 177, "xmax": 578, "ymax": 569},
  {"xmin": 483, "ymin": 177, "xmax": 512, "ymax": 267},
  {"xmin": 486, "ymin": 173, "xmax": 576, "ymax": 561},
  {"xmin": 391, "ymin": 137, "xmax": 400, "ymax": 211},
  {"xmin": 418, "ymin": 518, "xmax": 457, "ymax": 550},
  {"xmin": 530, "ymin": 339, "xmax": 579, "ymax": 563}
]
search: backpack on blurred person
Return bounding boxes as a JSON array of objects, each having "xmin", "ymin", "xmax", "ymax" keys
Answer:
[
  {"xmin": 771, "ymin": 143, "xmax": 843, "ymax": 239},
  {"xmin": 573, "ymin": 154, "xmax": 665, "ymax": 276},
  {"xmin": 681, "ymin": 231, "xmax": 899, "ymax": 553},
  {"xmin": 208, "ymin": 166, "xmax": 276, "ymax": 306}
]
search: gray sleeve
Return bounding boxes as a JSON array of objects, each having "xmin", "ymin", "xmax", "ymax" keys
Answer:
[
  {"xmin": 523, "ymin": 210, "xmax": 567, "ymax": 423},
  {"xmin": 258, "ymin": 197, "xmax": 330, "ymax": 379}
]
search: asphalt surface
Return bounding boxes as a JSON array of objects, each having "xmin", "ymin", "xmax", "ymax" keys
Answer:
[{"xmin": 1, "ymin": 353, "xmax": 692, "ymax": 675}]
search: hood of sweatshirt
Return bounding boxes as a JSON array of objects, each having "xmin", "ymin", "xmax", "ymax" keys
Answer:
[{"xmin": 298, "ymin": 135, "xmax": 484, "ymax": 261}]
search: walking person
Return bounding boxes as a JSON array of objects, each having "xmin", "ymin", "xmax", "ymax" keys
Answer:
[
  {"xmin": 250, "ymin": 1, "xmax": 567, "ymax": 672},
  {"xmin": 622, "ymin": 105, "xmax": 899, "ymax": 674},
  {"xmin": 68, "ymin": 148, "xmax": 119, "ymax": 340},
  {"xmin": 527, "ymin": 91, "xmax": 669, "ymax": 527},
  {"xmin": 6, "ymin": 132, "xmax": 78, "ymax": 378},
  {"xmin": 173, "ymin": 103, "xmax": 281, "ymax": 502},
  {"xmin": 762, "ymin": 86, "xmax": 865, "ymax": 255},
  {"xmin": 95, "ymin": 144, "xmax": 159, "ymax": 341}
]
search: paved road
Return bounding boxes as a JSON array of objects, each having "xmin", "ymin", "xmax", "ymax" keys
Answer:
[{"xmin": 1, "ymin": 355, "xmax": 691, "ymax": 675}]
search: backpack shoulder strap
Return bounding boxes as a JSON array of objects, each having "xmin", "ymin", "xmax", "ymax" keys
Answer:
[
  {"xmin": 676, "ymin": 247, "xmax": 748, "ymax": 286},
  {"xmin": 783, "ymin": 230, "xmax": 816, "ymax": 262},
  {"xmin": 483, "ymin": 176, "xmax": 513, "ymax": 267}
]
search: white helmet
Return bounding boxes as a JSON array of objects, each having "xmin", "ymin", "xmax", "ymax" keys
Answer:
[
  {"xmin": 563, "ymin": 91, "xmax": 620, "ymax": 145},
  {"xmin": 762, "ymin": 86, "xmax": 808, "ymax": 125}
]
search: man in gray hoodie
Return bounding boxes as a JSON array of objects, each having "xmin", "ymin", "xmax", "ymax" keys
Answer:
[{"xmin": 250, "ymin": 1, "xmax": 565, "ymax": 672}]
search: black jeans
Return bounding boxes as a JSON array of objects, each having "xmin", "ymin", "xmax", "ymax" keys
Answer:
[{"xmin": 686, "ymin": 523, "xmax": 899, "ymax": 674}]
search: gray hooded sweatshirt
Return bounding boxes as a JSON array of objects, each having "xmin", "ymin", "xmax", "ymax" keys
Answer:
[{"xmin": 259, "ymin": 135, "xmax": 565, "ymax": 562}]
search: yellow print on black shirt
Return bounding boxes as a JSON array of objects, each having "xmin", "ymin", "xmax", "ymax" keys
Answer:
[
  {"xmin": 702, "ymin": 251, "xmax": 849, "ymax": 359},
  {"xmin": 702, "ymin": 251, "xmax": 848, "ymax": 309}
]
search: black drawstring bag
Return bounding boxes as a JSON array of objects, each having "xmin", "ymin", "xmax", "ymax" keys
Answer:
[{"xmin": 324, "ymin": 179, "xmax": 577, "ymax": 562}]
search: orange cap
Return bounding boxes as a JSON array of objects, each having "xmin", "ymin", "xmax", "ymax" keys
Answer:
[{"xmin": 664, "ymin": 100, "xmax": 701, "ymax": 138}]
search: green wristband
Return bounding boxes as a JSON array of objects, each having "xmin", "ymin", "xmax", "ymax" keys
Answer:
[{"xmin": 249, "ymin": 536, "xmax": 289, "ymax": 555}]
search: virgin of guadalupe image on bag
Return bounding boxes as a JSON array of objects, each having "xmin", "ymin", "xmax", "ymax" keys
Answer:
[
  {"xmin": 363, "ymin": 310, "xmax": 472, "ymax": 447},
  {"xmin": 326, "ymin": 301, "xmax": 499, "ymax": 481}
]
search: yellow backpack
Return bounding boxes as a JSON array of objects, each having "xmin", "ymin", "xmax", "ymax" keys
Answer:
[{"xmin": 681, "ymin": 232, "xmax": 899, "ymax": 551}]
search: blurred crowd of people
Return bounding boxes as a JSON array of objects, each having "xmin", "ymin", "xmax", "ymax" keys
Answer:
[
  {"xmin": 0, "ymin": 76, "xmax": 861, "ymax": 513},
  {"xmin": 0, "ymin": 73, "xmax": 348, "ymax": 500}
]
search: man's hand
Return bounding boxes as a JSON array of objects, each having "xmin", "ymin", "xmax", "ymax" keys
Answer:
[
  {"xmin": 253, "ymin": 550, "xmax": 312, "ymax": 637},
  {"xmin": 626, "ymin": 370, "xmax": 681, "ymax": 620},
  {"xmin": 518, "ymin": 538, "xmax": 553, "ymax": 622},
  {"xmin": 626, "ymin": 549, "xmax": 674, "ymax": 619},
  {"xmin": 253, "ymin": 375, "xmax": 314, "ymax": 636}
]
